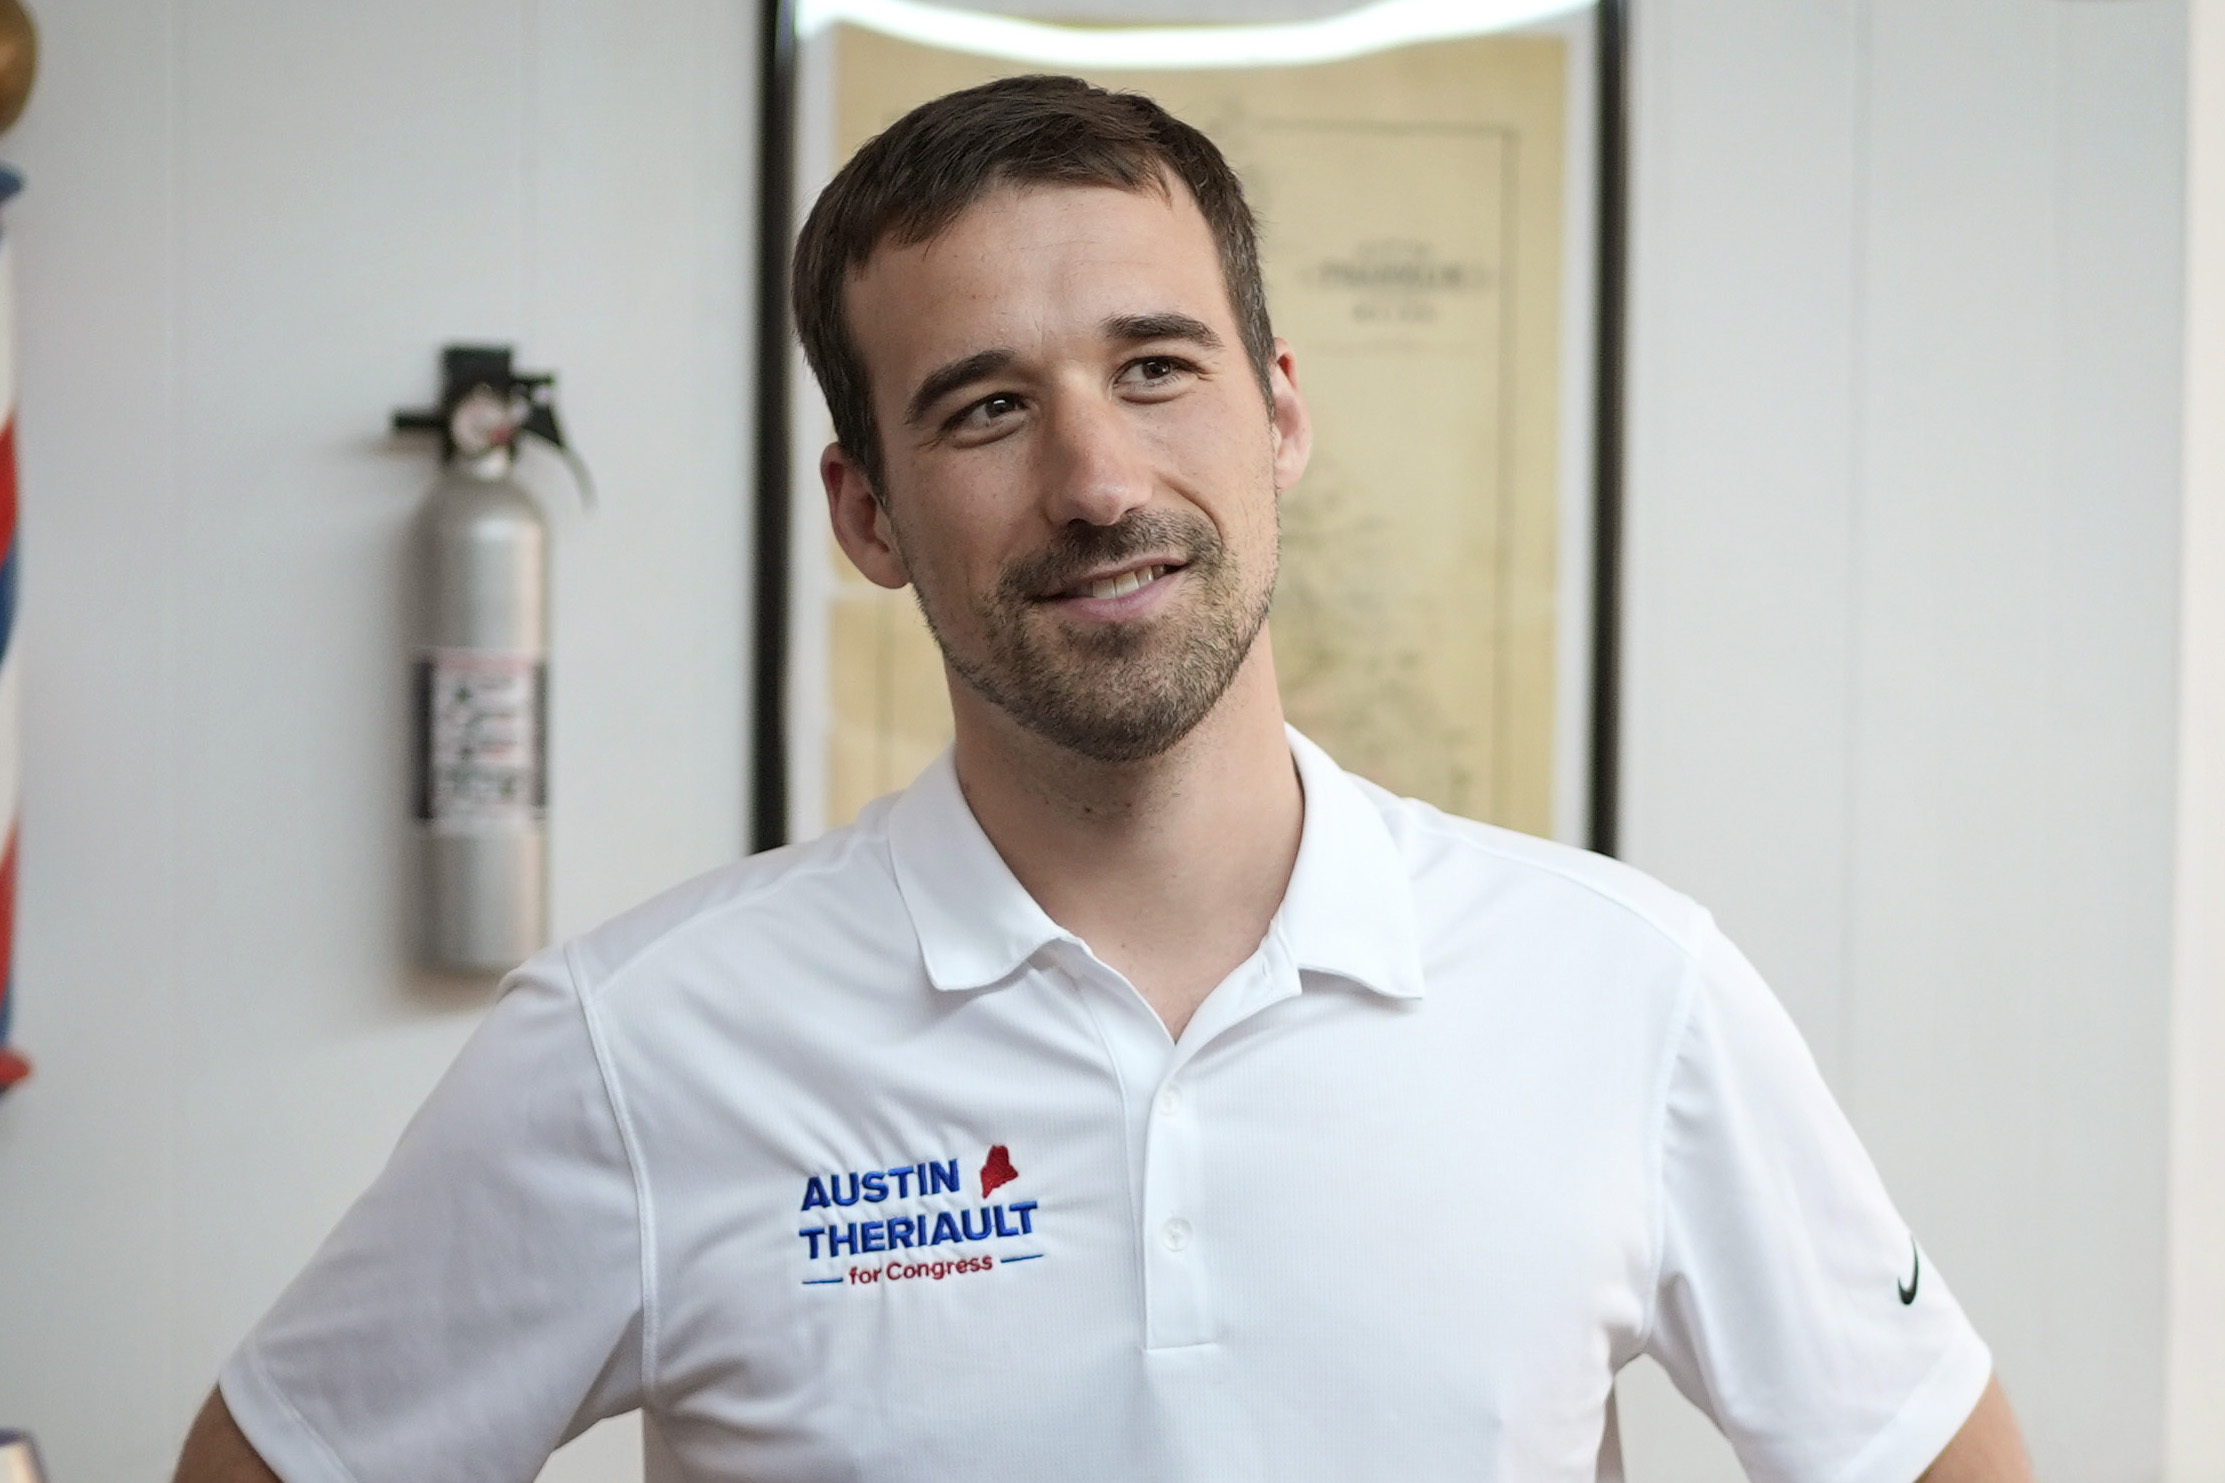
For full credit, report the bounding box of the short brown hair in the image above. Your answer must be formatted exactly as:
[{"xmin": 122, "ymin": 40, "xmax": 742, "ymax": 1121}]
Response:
[{"xmin": 791, "ymin": 73, "xmax": 1275, "ymax": 499}]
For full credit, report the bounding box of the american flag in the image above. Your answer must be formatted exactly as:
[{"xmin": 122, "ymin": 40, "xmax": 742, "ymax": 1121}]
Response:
[{"xmin": 0, "ymin": 165, "xmax": 24, "ymax": 1094}]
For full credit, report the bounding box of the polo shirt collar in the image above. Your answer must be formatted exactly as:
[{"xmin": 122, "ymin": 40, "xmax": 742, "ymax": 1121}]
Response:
[
  {"xmin": 886, "ymin": 749, "xmax": 1074, "ymax": 992},
  {"xmin": 1272, "ymin": 727, "xmax": 1427, "ymax": 1001},
  {"xmin": 884, "ymin": 728, "xmax": 1425, "ymax": 1001}
]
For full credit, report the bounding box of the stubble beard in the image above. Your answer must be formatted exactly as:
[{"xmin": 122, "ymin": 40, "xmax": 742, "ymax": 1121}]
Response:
[{"xmin": 911, "ymin": 508, "xmax": 1276, "ymax": 765}]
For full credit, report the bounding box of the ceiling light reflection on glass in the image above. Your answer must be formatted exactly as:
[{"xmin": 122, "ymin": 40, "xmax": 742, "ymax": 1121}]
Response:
[{"xmin": 795, "ymin": 0, "xmax": 1590, "ymax": 69}]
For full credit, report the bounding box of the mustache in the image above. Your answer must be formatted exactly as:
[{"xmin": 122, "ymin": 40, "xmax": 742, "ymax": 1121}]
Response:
[{"xmin": 998, "ymin": 511, "xmax": 1223, "ymax": 601}]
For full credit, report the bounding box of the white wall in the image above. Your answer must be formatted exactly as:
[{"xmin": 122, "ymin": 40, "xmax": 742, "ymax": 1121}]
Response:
[
  {"xmin": 1617, "ymin": 1, "xmax": 2189, "ymax": 1479},
  {"xmin": 0, "ymin": 1, "xmax": 751, "ymax": 1478},
  {"xmin": 2168, "ymin": 1, "xmax": 2225, "ymax": 1475}
]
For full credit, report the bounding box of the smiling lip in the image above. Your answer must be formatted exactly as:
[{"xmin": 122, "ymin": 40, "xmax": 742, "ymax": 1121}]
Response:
[{"xmin": 1048, "ymin": 561, "xmax": 1183, "ymax": 602}]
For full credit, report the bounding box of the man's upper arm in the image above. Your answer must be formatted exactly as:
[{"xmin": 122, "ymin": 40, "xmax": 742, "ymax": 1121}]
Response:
[
  {"xmin": 1915, "ymin": 1378, "xmax": 2033, "ymax": 1483},
  {"xmin": 176, "ymin": 1389, "xmax": 281, "ymax": 1483},
  {"xmin": 213, "ymin": 953, "xmax": 647, "ymax": 1483},
  {"xmin": 1640, "ymin": 923, "xmax": 1995, "ymax": 1483}
]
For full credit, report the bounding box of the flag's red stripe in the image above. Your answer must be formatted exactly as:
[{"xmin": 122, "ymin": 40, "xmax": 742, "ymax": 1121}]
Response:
[
  {"xmin": 0, "ymin": 826, "xmax": 18, "ymax": 989},
  {"xmin": 0, "ymin": 416, "xmax": 17, "ymax": 558}
]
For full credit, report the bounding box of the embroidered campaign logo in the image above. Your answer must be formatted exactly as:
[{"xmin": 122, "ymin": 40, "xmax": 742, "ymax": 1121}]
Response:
[{"xmin": 797, "ymin": 1146, "xmax": 1043, "ymax": 1288}]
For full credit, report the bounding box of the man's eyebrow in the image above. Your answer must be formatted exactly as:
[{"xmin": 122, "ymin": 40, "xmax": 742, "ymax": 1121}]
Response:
[
  {"xmin": 905, "ymin": 348, "xmax": 1015, "ymax": 426},
  {"xmin": 1104, "ymin": 312, "xmax": 1225, "ymax": 350}
]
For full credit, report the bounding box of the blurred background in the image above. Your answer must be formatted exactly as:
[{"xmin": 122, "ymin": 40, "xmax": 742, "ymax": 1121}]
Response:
[{"xmin": 0, "ymin": 1, "xmax": 2218, "ymax": 1480}]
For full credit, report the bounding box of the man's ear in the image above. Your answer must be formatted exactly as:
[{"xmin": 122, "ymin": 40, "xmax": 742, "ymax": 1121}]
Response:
[
  {"xmin": 1266, "ymin": 337, "xmax": 1313, "ymax": 494},
  {"xmin": 822, "ymin": 443, "xmax": 911, "ymax": 590}
]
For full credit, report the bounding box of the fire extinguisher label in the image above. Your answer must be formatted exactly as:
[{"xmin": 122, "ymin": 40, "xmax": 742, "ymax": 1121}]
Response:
[{"xmin": 414, "ymin": 648, "xmax": 548, "ymax": 831}]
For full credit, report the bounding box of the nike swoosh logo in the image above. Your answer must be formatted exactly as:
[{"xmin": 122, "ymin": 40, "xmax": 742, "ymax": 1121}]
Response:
[{"xmin": 1898, "ymin": 1240, "xmax": 1921, "ymax": 1305}]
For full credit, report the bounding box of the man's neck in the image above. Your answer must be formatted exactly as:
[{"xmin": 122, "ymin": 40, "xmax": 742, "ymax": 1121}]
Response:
[{"xmin": 949, "ymin": 640, "xmax": 1304, "ymax": 1039}]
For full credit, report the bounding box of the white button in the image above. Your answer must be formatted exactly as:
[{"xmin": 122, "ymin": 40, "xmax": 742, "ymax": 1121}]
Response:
[
  {"xmin": 1157, "ymin": 1084, "xmax": 1184, "ymax": 1116},
  {"xmin": 1160, "ymin": 1217, "xmax": 1192, "ymax": 1251}
]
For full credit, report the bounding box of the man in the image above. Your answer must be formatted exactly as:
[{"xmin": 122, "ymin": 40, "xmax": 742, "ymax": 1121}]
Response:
[{"xmin": 180, "ymin": 76, "xmax": 2031, "ymax": 1482}]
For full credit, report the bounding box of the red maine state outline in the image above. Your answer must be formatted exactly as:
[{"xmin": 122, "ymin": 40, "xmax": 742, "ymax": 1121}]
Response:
[{"xmin": 980, "ymin": 1145, "xmax": 1018, "ymax": 1199}]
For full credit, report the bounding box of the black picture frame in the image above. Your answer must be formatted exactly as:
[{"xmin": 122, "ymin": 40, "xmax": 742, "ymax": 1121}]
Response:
[{"xmin": 750, "ymin": 0, "xmax": 1630, "ymax": 855}]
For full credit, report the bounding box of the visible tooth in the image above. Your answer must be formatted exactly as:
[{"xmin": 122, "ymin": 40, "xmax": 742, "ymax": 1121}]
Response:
[{"xmin": 1080, "ymin": 566, "xmax": 1166, "ymax": 600}]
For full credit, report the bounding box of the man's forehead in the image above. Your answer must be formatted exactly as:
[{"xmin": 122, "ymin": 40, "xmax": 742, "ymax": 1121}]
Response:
[
  {"xmin": 857, "ymin": 172, "xmax": 1186, "ymax": 277},
  {"xmin": 842, "ymin": 179, "xmax": 1227, "ymax": 358}
]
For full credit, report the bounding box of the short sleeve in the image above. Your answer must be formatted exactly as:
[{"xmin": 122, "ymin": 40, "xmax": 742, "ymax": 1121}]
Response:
[
  {"xmin": 1642, "ymin": 922, "xmax": 1992, "ymax": 1483},
  {"xmin": 220, "ymin": 948, "xmax": 646, "ymax": 1483}
]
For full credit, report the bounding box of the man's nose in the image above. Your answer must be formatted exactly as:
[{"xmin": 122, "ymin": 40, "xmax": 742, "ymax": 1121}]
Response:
[{"xmin": 1037, "ymin": 386, "xmax": 1152, "ymax": 527}]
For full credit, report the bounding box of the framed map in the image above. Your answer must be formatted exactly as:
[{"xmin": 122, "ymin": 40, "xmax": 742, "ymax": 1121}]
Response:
[{"xmin": 753, "ymin": 0, "xmax": 1626, "ymax": 851}]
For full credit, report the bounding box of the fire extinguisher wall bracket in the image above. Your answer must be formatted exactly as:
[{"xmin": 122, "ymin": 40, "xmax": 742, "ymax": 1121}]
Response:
[{"xmin": 392, "ymin": 345, "xmax": 587, "ymax": 975}]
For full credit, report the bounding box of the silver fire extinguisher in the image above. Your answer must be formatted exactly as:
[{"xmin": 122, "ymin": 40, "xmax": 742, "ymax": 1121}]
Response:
[{"xmin": 394, "ymin": 346, "xmax": 591, "ymax": 973}]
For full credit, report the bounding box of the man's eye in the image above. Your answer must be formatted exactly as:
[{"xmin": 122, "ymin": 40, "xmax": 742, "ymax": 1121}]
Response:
[
  {"xmin": 957, "ymin": 393, "xmax": 1023, "ymax": 429},
  {"xmin": 1120, "ymin": 356, "xmax": 1196, "ymax": 393}
]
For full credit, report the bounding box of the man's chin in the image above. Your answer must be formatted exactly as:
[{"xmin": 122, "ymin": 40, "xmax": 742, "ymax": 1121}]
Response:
[
  {"xmin": 936, "ymin": 584, "xmax": 1268, "ymax": 762},
  {"xmin": 977, "ymin": 651, "xmax": 1243, "ymax": 763},
  {"xmin": 1025, "ymin": 607, "xmax": 1169, "ymax": 660},
  {"xmin": 1007, "ymin": 701, "xmax": 1212, "ymax": 765}
]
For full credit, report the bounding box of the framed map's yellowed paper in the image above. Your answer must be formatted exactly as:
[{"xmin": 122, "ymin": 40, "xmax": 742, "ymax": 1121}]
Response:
[{"xmin": 771, "ymin": 3, "xmax": 1608, "ymax": 848}]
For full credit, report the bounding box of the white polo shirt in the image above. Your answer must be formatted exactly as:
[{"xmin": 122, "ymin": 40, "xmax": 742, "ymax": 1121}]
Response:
[{"xmin": 223, "ymin": 730, "xmax": 1991, "ymax": 1483}]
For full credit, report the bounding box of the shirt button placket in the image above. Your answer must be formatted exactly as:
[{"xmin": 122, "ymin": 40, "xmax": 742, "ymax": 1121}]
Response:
[{"xmin": 1141, "ymin": 1073, "xmax": 1214, "ymax": 1349}]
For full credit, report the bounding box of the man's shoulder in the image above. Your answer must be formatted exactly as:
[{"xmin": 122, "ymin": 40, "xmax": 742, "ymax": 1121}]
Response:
[
  {"xmin": 559, "ymin": 800, "xmax": 904, "ymax": 1000},
  {"xmin": 1345, "ymin": 769, "xmax": 1716, "ymax": 964}
]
